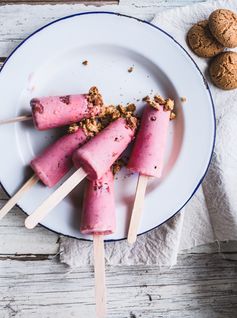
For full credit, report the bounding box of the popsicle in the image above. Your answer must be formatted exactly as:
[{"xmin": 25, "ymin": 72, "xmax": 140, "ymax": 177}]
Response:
[
  {"xmin": 127, "ymin": 95, "xmax": 175, "ymax": 244},
  {"xmin": 25, "ymin": 116, "xmax": 137, "ymax": 229},
  {"xmin": 31, "ymin": 127, "xmax": 89, "ymax": 187},
  {"xmin": 0, "ymin": 128, "xmax": 88, "ymax": 220},
  {"xmin": 81, "ymin": 170, "xmax": 115, "ymax": 235},
  {"xmin": 81, "ymin": 170, "xmax": 115, "ymax": 318},
  {"xmin": 73, "ymin": 117, "xmax": 137, "ymax": 180},
  {"xmin": 0, "ymin": 87, "xmax": 103, "ymax": 130}
]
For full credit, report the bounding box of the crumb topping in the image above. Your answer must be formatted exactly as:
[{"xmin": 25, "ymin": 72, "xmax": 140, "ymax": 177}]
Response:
[
  {"xmin": 79, "ymin": 118, "xmax": 102, "ymax": 137},
  {"xmin": 170, "ymin": 112, "xmax": 176, "ymax": 120},
  {"xmin": 68, "ymin": 101, "xmax": 138, "ymax": 136},
  {"xmin": 154, "ymin": 95, "xmax": 166, "ymax": 105},
  {"xmin": 68, "ymin": 123, "xmax": 79, "ymax": 134},
  {"xmin": 126, "ymin": 115, "xmax": 138, "ymax": 130},
  {"xmin": 87, "ymin": 86, "xmax": 104, "ymax": 107},
  {"xmin": 112, "ymin": 158, "xmax": 127, "ymax": 175},
  {"xmin": 143, "ymin": 94, "xmax": 175, "ymax": 115},
  {"xmin": 68, "ymin": 87, "xmax": 139, "ymax": 137},
  {"xmin": 126, "ymin": 103, "xmax": 136, "ymax": 112},
  {"xmin": 98, "ymin": 103, "xmax": 138, "ymax": 128}
]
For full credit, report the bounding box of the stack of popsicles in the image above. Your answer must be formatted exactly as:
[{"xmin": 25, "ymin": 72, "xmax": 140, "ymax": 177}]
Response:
[
  {"xmin": 0, "ymin": 87, "xmax": 104, "ymax": 219},
  {"xmin": 0, "ymin": 86, "xmax": 175, "ymax": 318}
]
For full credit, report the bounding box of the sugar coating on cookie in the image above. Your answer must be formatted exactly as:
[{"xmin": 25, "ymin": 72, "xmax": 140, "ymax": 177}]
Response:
[
  {"xmin": 209, "ymin": 9, "xmax": 237, "ymax": 48},
  {"xmin": 187, "ymin": 20, "xmax": 224, "ymax": 57},
  {"xmin": 209, "ymin": 52, "xmax": 237, "ymax": 90}
]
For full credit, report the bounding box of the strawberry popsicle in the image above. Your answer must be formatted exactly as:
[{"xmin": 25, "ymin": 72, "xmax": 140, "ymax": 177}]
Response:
[
  {"xmin": 73, "ymin": 117, "xmax": 137, "ymax": 180},
  {"xmin": 31, "ymin": 127, "xmax": 89, "ymax": 187},
  {"xmin": 128, "ymin": 101, "xmax": 172, "ymax": 177},
  {"xmin": 80, "ymin": 170, "xmax": 116, "ymax": 317},
  {"xmin": 127, "ymin": 95, "xmax": 175, "ymax": 244},
  {"xmin": 31, "ymin": 87, "xmax": 103, "ymax": 130},
  {"xmin": 0, "ymin": 128, "xmax": 89, "ymax": 220},
  {"xmin": 80, "ymin": 170, "xmax": 115, "ymax": 235}
]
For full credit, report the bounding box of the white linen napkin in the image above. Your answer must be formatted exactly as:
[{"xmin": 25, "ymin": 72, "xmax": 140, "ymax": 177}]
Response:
[{"xmin": 60, "ymin": 0, "xmax": 237, "ymax": 267}]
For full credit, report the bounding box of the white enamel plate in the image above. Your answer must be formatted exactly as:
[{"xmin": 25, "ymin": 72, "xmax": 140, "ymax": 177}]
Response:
[{"xmin": 0, "ymin": 12, "xmax": 215, "ymax": 241}]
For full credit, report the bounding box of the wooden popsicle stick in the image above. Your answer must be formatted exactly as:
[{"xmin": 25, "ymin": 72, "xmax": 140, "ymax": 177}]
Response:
[
  {"xmin": 93, "ymin": 234, "xmax": 107, "ymax": 318},
  {"xmin": 0, "ymin": 174, "xmax": 39, "ymax": 220},
  {"xmin": 0, "ymin": 115, "xmax": 32, "ymax": 125},
  {"xmin": 127, "ymin": 174, "xmax": 149, "ymax": 245},
  {"xmin": 25, "ymin": 168, "xmax": 87, "ymax": 229}
]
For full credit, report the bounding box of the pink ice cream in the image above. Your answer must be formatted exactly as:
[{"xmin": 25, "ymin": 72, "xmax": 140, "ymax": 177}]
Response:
[
  {"xmin": 127, "ymin": 105, "xmax": 170, "ymax": 178},
  {"xmin": 31, "ymin": 94, "xmax": 100, "ymax": 130},
  {"xmin": 80, "ymin": 170, "xmax": 115, "ymax": 235},
  {"xmin": 73, "ymin": 118, "xmax": 135, "ymax": 180},
  {"xmin": 31, "ymin": 128, "xmax": 88, "ymax": 187}
]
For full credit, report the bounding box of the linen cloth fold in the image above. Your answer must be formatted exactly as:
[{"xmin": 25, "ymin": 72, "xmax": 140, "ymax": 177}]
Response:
[{"xmin": 60, "ymin": 0, "xmax": 237, "ymax": 267}]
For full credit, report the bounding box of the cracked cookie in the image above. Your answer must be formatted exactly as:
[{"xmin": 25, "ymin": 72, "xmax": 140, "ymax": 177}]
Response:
[
  {"xmin": 209, "ymin": 9, "xmax": 237, "ymax": 48},
  {"xmin": 209, "ymin": 51, "xmax": 237, "ymax": 90},
  {"xmin": 187, "ymin": 20, "xmax": 224, "ymax": 57}
]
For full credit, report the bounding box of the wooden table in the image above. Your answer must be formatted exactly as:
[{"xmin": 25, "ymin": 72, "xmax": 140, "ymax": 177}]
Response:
[{"xmin": 0, "ymin": 1, "xmax": 237, "ymax": 317}]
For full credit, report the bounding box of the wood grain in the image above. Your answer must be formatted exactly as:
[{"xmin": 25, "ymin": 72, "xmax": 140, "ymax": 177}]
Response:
[
  {"xmin": 0, "ymin": 1, "xmax": 210, "ymax": 58},
  {"xmin": 0, "ymin": 205, "xmax": 58, "ymax": 254},
  {"xmin": 0, "ymin": 253, "xmax": 236, "ymax": 318},
  {"xmin": 0, "ymin": 0, "xmax": 117, "ymax": 4}
]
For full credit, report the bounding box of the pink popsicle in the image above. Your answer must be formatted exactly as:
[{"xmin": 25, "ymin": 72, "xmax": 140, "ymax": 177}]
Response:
[
  {"xmin": 31, "ymin": 128, "xmax": 88, "ymax": 187},
  {"xmin": 127, "ymin": 104, "xmax": 170, "ymax": 177},
  {"xmin": 31, "ymin": 89, "xmax": 102, "ymax": 130},
  {"xmin": 127, "ymin": 100, "xmax": 173, "ymax": 244},
  {"xmin": 80, "ymin": 170, "xmax": 115, "ymax": 317},
  {"xmin": 0, "ymin": 128, "xmax": 89, "ymax": 221},
  {"xmin": 73, "ymin": 118, "xmax": 136, "ymax": 180},
  {"xmin": 80, "ymin": 170, "xmax": 115, "ymax": 235}
]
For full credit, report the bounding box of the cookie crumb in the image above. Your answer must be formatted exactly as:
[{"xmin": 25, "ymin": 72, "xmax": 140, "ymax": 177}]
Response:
[
  {"xmin": 164, "ymin": 98, "xmax": 174, "ymax": 111},
  {"xmin": 126, "ymin": 103, "xmax": 136, "ymax": 112},
  {"xmin": 170, "ymin": 112, "xmax": 176, "ymax": 120},
  {"xmin": 128, "ymin": 66, "xmax": 134, "ymax": 73},
  {"xmin": 126, "ymin": 116, "xmax": 138, "ymax": 130},
  {"xmin": 112, "ymin": 158, "xmax": 127, "ymax": 175},
  {"xmin": 82, "ymin": 60, "xmax": 88, "ymax": 65},
  {"xmin": 181, "ymin": 96, "xmax": 187, "ymax": 102},
  {"xmin": 145, "ymin": 94, "xmax": 176, "ymax": 118},
  {"xmin": 154, "ymin": 95, "xmax": 166, "ymax": 105},
  {"xmin": 68, "ymin": 123, "xmax": 79, "ymax": 134},
  {"xmin": 87, "ymin": 86, "xmax": 104, "ymax": 107},
  {"xmin": 142, "ymin": 95, "xmax": 150, "ymax": 102}
]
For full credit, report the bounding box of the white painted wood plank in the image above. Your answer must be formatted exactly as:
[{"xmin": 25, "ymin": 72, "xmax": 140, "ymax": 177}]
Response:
[
  {"xmin": 0, "ymin": 253, "xmax": 236, "ymax": 318},
  {"xmin": 0, "ymin": 1, "xmax": 209, "ymax": 57},
  {"xmin": 0, "ymin": 0, "xmax": 117, "ymax": 3},
  {"xmin": 0, "ymin": 199, "xmax": 59, "ymax": 255},
  {"xmin": 120, "ymin": 0, "xmax": 206, "ymax": 7}
]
